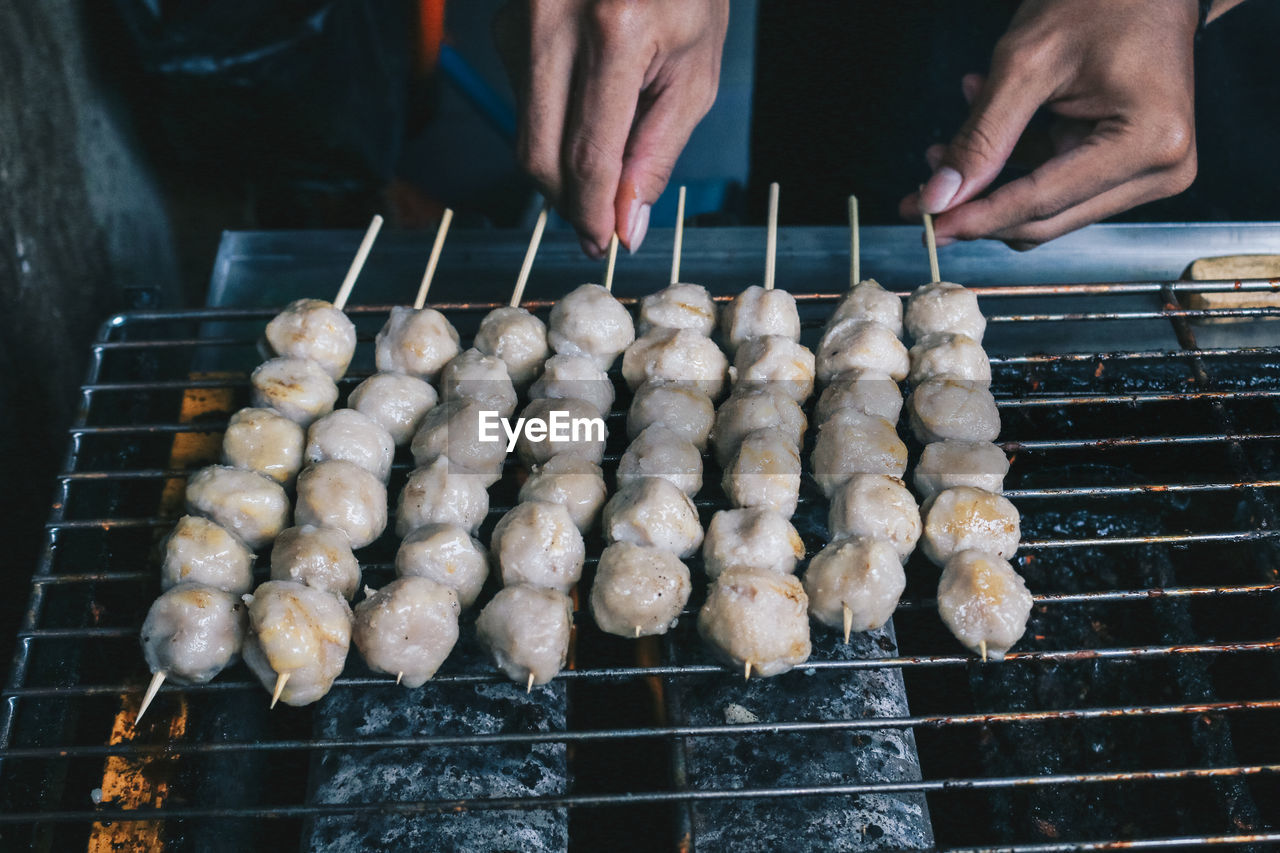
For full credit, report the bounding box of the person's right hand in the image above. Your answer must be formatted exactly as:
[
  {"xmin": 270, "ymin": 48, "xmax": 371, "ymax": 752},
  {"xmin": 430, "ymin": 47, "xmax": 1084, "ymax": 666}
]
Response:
[{"xmin": 495, "ymin": 0, "xmax": 729, "ymax": 258}]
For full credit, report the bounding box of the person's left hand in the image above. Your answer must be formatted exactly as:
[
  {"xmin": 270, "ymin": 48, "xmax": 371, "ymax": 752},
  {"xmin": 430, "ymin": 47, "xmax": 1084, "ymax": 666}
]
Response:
[{"xmin": 900, "ymin": 0, "xmax": 1200, "ymax": 250}]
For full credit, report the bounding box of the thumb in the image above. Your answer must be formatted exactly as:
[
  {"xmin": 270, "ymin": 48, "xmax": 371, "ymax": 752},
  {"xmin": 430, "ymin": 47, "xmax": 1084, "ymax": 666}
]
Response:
[
  {"xmin": 921, "ymin": 63, "xmax": 1050, "ymax": 215},
  {"xmin": 615, "ymin": 85, "xmax": 711, "ymax": 252}
]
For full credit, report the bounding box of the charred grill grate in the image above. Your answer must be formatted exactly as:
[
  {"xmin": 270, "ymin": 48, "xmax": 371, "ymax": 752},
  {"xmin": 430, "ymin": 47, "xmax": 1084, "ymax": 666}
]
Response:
[{"xmin": 2, "ymin": 277, "xmax": 1280, "ymax": 851}]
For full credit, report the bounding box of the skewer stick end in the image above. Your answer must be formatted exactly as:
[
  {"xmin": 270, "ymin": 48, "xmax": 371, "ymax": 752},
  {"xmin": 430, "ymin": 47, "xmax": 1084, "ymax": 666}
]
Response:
[
  {"xmin": 979, "ymin": 640, "xmax": 988, "ymax": 663},
  {"xmin": 635, "ymin": 626, "xmax": 641, "ymax": 639},
  {"xmin": 526, "ymin": 673, "xmax": 536, "ymax": 694},
  {"xmin": 396, "ymin": 671, "xmax": 404, "ymax": 686},
  {"xmin": 843, "ymin": 605, "xmax": 854, "ymax": 644},
  {"xmin": 603, "ymin": 232, "xmax": 620, "ymax": 292},
  {"xmin": 922, "ymin": 208, "xmax": 941, "ymax": 284},
  {"xmin": 743, "ymin": 661, "xmax": 753, "ymax": 681},
  {"xmin": 270, "ymin": 672, "xmax": 290, "ymax": 709},
  {"xmin": 136, "ymin": 671, "xmax": 166, "ymax": 725},
  {"xmin": 764, "ymin": 183, "xmax": 780, "ymax": 291}
]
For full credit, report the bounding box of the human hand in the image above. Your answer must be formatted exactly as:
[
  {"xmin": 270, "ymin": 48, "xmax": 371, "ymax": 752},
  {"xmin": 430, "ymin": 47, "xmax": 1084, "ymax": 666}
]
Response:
[
  {"xmin": 495, "ymin": 0, "xmax": 729, "ymax": 257},
  {"xmin": 900, "ymin": 0, "xmax": 1199, "ymax": 250}
]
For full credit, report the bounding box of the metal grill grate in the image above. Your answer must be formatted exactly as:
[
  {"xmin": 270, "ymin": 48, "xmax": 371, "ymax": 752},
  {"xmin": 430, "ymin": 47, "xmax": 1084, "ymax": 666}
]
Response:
[{"xmin": 3, "ymin": 278, "xmax": 1280, "ymax": 851}]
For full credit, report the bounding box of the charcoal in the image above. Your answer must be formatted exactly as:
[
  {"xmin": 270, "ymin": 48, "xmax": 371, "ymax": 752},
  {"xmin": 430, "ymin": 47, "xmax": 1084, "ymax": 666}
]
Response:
[
  {"xmin": 303, "ymin": 634, "xmax": 569, "ymax": 853},
  {"xmin": 672, "ymin": 622, "xmax": 933, "ymax": 852}
]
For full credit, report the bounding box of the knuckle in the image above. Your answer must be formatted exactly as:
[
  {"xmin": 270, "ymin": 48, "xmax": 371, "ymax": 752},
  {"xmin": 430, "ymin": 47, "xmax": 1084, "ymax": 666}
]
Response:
[
  {"xmin": 568, "ymin": 134, "xmax": 615, "ymax": 183},
  {"xmin": 954, "ymin": 114, "xmax": 1004, "ymax": 165},
  {"xmin": 1147, "ymin": 120, "xmax": 1196, "ymax": 170},
  {"xmin": 588, "ymin": 0, "xmax": 638, "ymax": 42}
]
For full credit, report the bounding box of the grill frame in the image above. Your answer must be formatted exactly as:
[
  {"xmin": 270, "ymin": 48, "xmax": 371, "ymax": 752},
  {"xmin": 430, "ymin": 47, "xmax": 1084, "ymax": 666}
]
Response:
[{"xmin": 3, "ymin": 276, "xmax": 1280, "ymax": 850}]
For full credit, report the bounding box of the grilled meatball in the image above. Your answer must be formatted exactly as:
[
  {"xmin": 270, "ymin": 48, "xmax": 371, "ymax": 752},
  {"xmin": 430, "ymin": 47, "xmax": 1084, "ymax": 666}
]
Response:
[
  {"xmin": 222, "ymin": 407, "xmax": 305, "ymax": 486},
  {"xmin": 702, "ymin": 508, "xmax": 805, "ymax": 580},
  {"xmin": 265, "ymin": 298, "xmax": 357, "ymax": 379},
  {"xmin": 603, "ymin": 477, "xmax": 704, "ymax": 558},
  {"xmin": 411, "ymin": 398, "xmax": 509, "ymax": 485},
  {"xmin": 515, "ymin": 397, "xmax": 607, "ymax": 467},
  {"xmin": 396, "ymin": 455, "xmax": 490, "ymax": 537},
  {"xmin": 816, "ymin": 320, "xmax": 910, "ymax": 384},
  {"xmin": 908, "ymin": 333, "xmax": 992, "ymax": 385},
  {"xmin": 730, "ymin": 335, "xmax": 815, "ymax": 403},
  {"xmin": 141, "ymin": 583, "xmax": 246, "ymax": 683},
  {"xmin": 476, "ymin": 584, "xmax": 573, "ymax": 687},
  {"xmin": 802, "ymin": 536, "xmax": 905, "ymax": 635},
  {"xmin": 529, "ymin": 353, "xmax": 616, "ymax": 417},
  {"xmin": 937, "ymin": 550, "xmax": 1032, "ymax": 659},
  {"xmin": 827, "ymin": 474, "xmax": 921, "ymax": 562},
  {"xmin": 518, "ymin": 455, "xmax": 608, "ymax": 533},
  {"xmin": 622, "ymin": 327, "xmax": 728, "ymax": 399},
  {"xmin": 186, "ymin": 465, "xmax": 290, "ymax": 550},
  {"xmin": 269, "ymin": 524, "xmax": 361, "ymax": 601},
  {"xmin": 721, "ymin": 430, "xmax": 803, "ymax": 518},
  {"xmin": 638, "ymin": 282, "xmax": 717, "ymax": 336},
  {"xmin": 921, "ymin": 486, "xmax": 1021, "ymax": 566},
  {"xmin": 242, "ymin": 580, "xmax": 352, "ymax": 707},
  {"xmin": 719, "ymin": 285, "xmax": 800, "ymax": 356},
  {"xmin": 395, "ymin": 522, "xmax": 490, "ymax": 609},
  {"xmin": 905, "ymin": 281, "xmax": 986, "ymax": 342},
  {"xmin": 161, "ymin": 515, "xmax": 255, "ymax": 594},
  {"xmin": 698, "ymin": 568, "xmax": 811, "ymax": 678},
  {"xmin": 492, "ymin": 500, "xmax": 586, "ymax": 593},
  {"xmin": 618, "ymin": 425, "xmax": 703, "ymax": 497},
  {"xmin": 374, "ymin": 305, "xmax": 461, "ymax": 382},
  {"xmin": 814, "ymin": 370, "xmax": 903, "ymax": 427},
  {"xmin": 474, "ymin": 305, "xmax": 550, "ymax": 389},
  {"xmin": 294, "ymin": 460, "xmax": 387, "ymax": 550},
  {"xmin": 438, "ymin": 348, "xmax": 518, "ymax": 419},
  {"xmin": 348, "ymin": 372, "xmax": 438, "ymax": 446},
  {"xmin": 353, "ymin": 577, "xmax": 460, "ymax": 687},
  {"xmin": 627, "ymin": 381, "xmax": 714, "ymax": 451},
  {"xmin": 811, "ymin": 414, "xmax": 908, "ymax": 498},
  {"xmin": 589, "ymin": 542, "xmax": 692, "ymax": 638},
  {"xmin": 547, "ymin": 283, "xmax": 635, "ymax": 368},
  {"xmin": 824, "ymin": 279, "xmax": 904, "ymax": 338},
  {"xmin": 305, "ymin": 409, "xmax": 395, "ymax": 483},
  {"xmin": 915, "ymin": 439, "xmax": 1010, "ymax": 500},
  {"xmin": 907, "ymin": 378, "xmax": 1001, "ymax": 444},
  {"xmin": 710, "ymin": 385, "xmax": 806, "ymax": 467},
  {"xmin": 250, "ymin": 357, "xmax": 338, "ymax": 428}
]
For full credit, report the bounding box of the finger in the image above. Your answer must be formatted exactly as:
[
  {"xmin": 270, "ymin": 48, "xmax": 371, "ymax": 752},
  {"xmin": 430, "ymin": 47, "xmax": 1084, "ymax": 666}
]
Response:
[
  {"xmin": 931, "ymin": 119, "xmax": 1176, "ymax": 242},
  {"xmin": 925, "ymin": 144, "xmax": 945, "ymax": 172},
  {"xmin": 989, "ymin": 170, "xmax": 1189, "ymax": 249},
  {"xmin": 614, "ymin": 77, "xmax": 716, "ymax": 253},
  {"xmin": 919, "ymin": 52, "xmax": 1058, "ymax": 214},
  {"xmin": 960, "ymin": 73, "xmax": 985, "ymax": 106},
  {"xmin": 560, "ymin": 26, "xmax": 648, "ymax": 253},
  {"xmin": 507, "ymin": 9, "xmax": 577, "ymax": 207}
]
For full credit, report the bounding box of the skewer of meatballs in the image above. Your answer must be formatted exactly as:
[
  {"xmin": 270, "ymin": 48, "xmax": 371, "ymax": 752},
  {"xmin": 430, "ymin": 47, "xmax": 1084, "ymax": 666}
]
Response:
[
  {"xmin": 476, "ymin": 211, "xmax": 626, "ymax": 692},
  {"xmin": 697, "ymin": 184, "xmax": 816, "ymax": 681},
  {"xmin": 590, "ymin": 187, "xmax": 710, "ymax": 644},
  {"xmin": 139, "ymin": 216, "xmax": 386, "ymax": 721},
  {"xmin": 905, "ymin": 214, "xmax": 1031, "ymax": 661},
  {"xmin": 804, "ymin": 196, "xmax": 919, "ymax": 645}
]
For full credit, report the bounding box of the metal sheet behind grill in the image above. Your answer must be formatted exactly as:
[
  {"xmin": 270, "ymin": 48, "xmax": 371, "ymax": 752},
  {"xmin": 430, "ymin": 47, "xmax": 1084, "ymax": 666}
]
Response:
[{"xmin": 3, "ymin": 225, "xmax": 1280, "ymax": 851}]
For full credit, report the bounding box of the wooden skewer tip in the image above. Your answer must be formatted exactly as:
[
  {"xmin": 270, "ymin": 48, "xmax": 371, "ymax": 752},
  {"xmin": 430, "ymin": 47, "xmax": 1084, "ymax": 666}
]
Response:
[
  {"xmin": 764, "ymin": 182, "xmax": 779, "ymax": 291},
  {"xmin": 413, "ymin": 207, "xmax": 454, "ymax": 310},
  {"xmin": 526, "ymin": 673, "xmax": 536, "ymax": 694},
  {"xmin": 510, "ymin": 201, "xmax": 551, "ymax": 308},
  {"xmin": 744, "ymin": 660, "xmax": 753, "ymax": 681},
  {"xmin": 979, "ymin": 640, "xmax": 989, "ymax": 662},
  {"xmin": 270, "ymin": 672, "xmax": 290, "ymax": 709},
  {"xmin": 670, "ymin": 185, "xmax": 687, "ymax": 286},
  {"xmin": 136, "ymin": 670, "xmax": 166, "ymax": 725},
  {"xmin": 603, "ymin": 232, "xmax": 620, "ymax": 292},
  {"xmin": 396, "ymin": 671, "xmax": 404, "ymax": 686},
  {"xmin": 332, "ymin": 214, "xmax": 384, "ymax": 311},
  {"xmin": 843, "ymin": 605, "xmax": 854, "ymax": 644}
]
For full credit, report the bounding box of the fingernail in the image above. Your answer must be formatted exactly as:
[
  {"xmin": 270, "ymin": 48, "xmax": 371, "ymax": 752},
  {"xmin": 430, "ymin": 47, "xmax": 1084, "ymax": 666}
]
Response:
[
  {"xmin": 921, "ymin": 166, "xmax": 963, "ymax": 214},
  {"xmin": 935, "ymin": 235, "xmax": 956, "ymax": 247},
  {"xmin": 626, "ymin": 202, "xmax": 650, "ymax": 254},
  {"xmin": 579, "ymin": 236, "xmax": 604, "ymax": 259}
]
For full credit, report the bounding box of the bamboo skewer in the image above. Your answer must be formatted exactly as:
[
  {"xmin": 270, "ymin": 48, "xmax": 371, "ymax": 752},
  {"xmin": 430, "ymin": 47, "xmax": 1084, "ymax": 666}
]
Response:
[
  {"xmin": 670, "ymin": 185, "xmax": 687, "ymax": 285},
  {"xmin": 510, "ymin": 201, "xmax": 551, "ymax": 308},
  {"xmin": 135, "ymin": 671, "xmax": 166, "ymax": 725},
  {"xmin": 270, "ymin": 672, "xmax": 290, "ymax": 709},
  {"xmin": 849, "ymin": 195, "xmax": 861, "ymax": 288},
  {"xmin": 526, "ymin": 673, "xmax": 536, "ymax": 694},
  {"xmin": 843, "ymin": 605, "xmax": 854, "ymax": 645},
  {"xmin": 412, "ymin": 208, "xmax": 454, "ymax": 310},
  {"xmin": 603, "ymin": 232, "xmax": 620, "ymax": 292},
  {"xmin": 744, "ymin": 660, "xmax": 753, "ymax": 681},
  {"xmin": 763, "ymin": 182, "xmax": 779, "ymax": 290},
  {"xmin": 923, "ymin": 211, "xmax": 941, "ymax": 284},
  {"xmin": 333, "ymin": 215, "xmax": 384, "ymax": 310}
]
